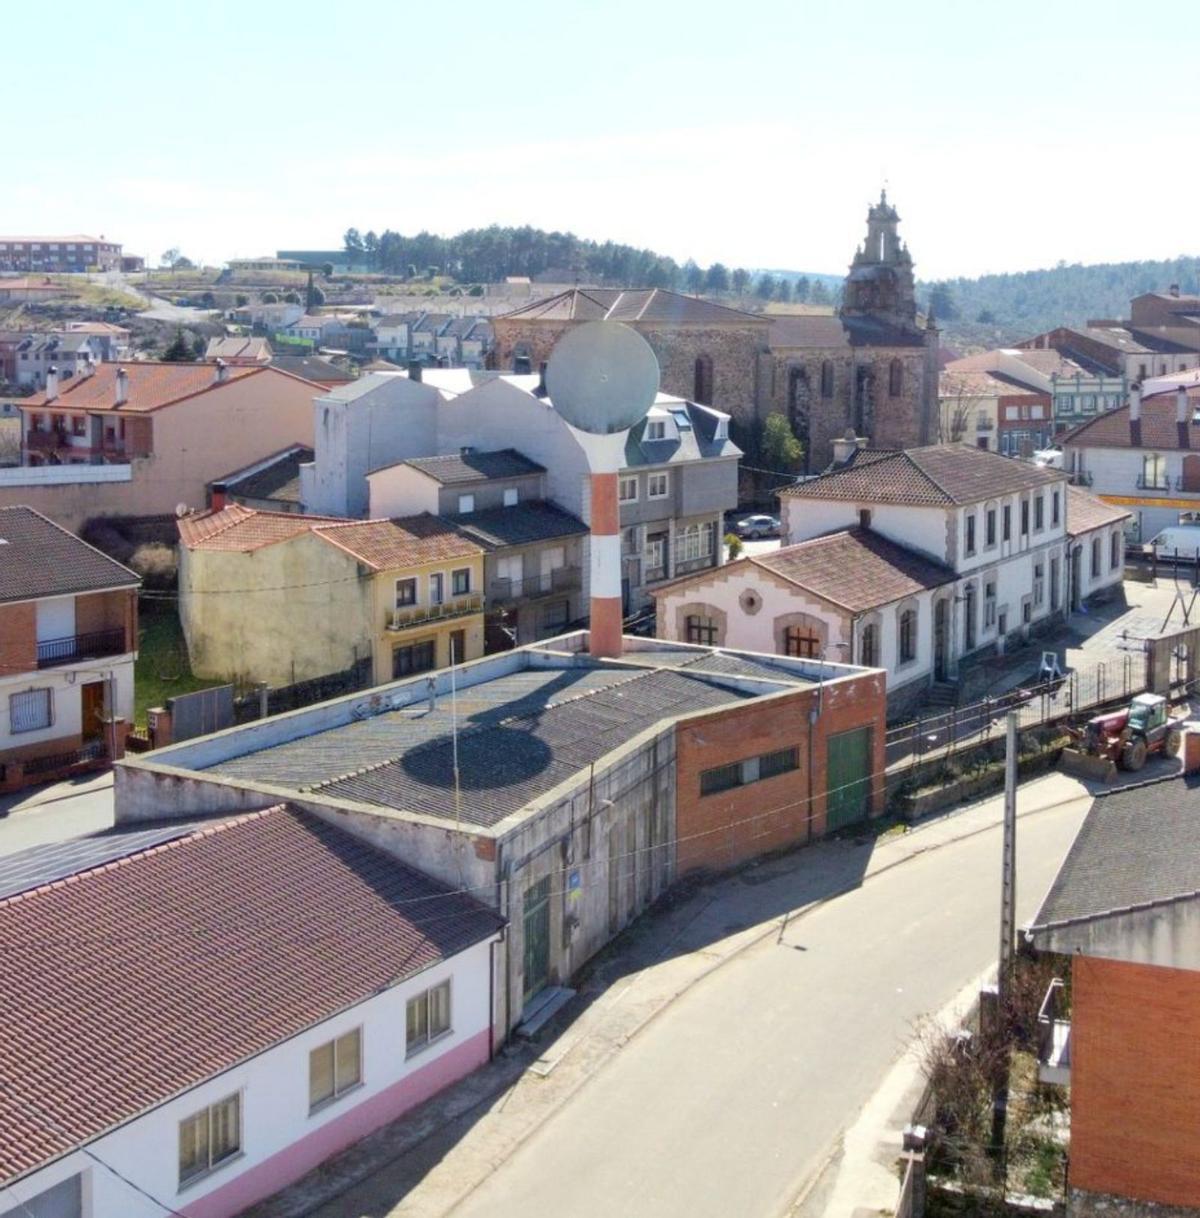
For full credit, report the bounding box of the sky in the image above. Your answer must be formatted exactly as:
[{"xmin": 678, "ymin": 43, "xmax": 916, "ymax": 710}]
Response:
[{"xmin": 13, "ymin": 0, "xmax": 1200, "ymax": 281}]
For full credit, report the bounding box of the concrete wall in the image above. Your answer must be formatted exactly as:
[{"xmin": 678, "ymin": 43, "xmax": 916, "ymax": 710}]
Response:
[
  {"xmin": 1069, "ymin": 955, "xmax": 1200, "ymax": 1210},
  {"xmin": 179, "ymin": 532, "xmax": 373, "ymax": 687},
  {"xmin": 1067, "ymin": 442, "xmax": 1200, "ymax": 542},
  {"xmin": 0, "ymin": 938, "xmax": 496, "ymax": 1218},
  {"xmin": 781, "ymin": 498, "xmax": 949, "ymax": 564},
  {"xmin": 366, "ymin": 464, "xmax": 440, "ymax": 518}
]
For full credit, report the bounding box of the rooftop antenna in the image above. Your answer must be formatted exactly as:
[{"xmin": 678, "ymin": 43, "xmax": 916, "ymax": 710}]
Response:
[{"xmin": 545, "ymin": 320, "xmax": 659, "ymax": 658}]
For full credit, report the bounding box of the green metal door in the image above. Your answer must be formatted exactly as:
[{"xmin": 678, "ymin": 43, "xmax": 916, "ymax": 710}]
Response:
[
  {"xmin": 522, "ymin": 875, "xmax": 551, "ymax": 1003},
  {"xmin": 826, "ymin": 726, "xmax": 871, "ymax": 831}
]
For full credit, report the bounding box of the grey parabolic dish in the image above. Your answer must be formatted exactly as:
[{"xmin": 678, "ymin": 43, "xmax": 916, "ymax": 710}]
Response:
[{"xmin": 544, "ymin": 321, "xmax": 660, "ymax": 435}]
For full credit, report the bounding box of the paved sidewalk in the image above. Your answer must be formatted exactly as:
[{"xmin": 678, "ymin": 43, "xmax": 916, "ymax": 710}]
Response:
[{"xmin": 247, "ymin": 771, "xmax": 1092, "ymax": 1218}]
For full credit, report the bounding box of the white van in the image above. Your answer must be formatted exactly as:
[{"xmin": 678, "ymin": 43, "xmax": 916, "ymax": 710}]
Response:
[{"xmin": 1149, "ymin": 524, "xmax": 1200, "ymax": 560}]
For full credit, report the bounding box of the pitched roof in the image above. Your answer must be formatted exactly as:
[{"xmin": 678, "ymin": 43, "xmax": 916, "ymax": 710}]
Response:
[
  {"xmin": 753, "ymin": 528, "xmax": 954, "ymax": 610},
  {"xmin": 177, "ymin": 504, "xmax": 338, "ymax": 552},
  {"xmin": 204, "ymin": 336, "xmax": 272, "ymax": 362},
  {"xmin": 781, "ymin": 444, "xmax": 1063, "ymax": 507},
  {"xmin": 0, "ymin": 805, "xmax": 502, "ymax": 1184},
  {"xmin": 1028, "ymin": 772, "xmax": 1200, "ymax": 933},
  {"xmin": 1066, "ymin": 485, "xmax": 1131, "ymax": 537},
  {"xmin": 499, "ymin": 288, "xmax": 767, "ymax": 327},
  {"xmin": 314, "ymin": 514, "xmax": 483, "ymax": 570},
  {"xmin": 939, "ymin": 369, "xmax": 1043, "ymax": 399},
  {"xmin": 768, "ymin": 314, "xmax": 848, "ymax": 349},
  {"xmin": 448, "ymin": 501, "xmax": 588, "ymax": 549},
  {"xmin": 402, "ymin": 449, "xmax": 545, "ymax": 485},
  {"xmin": 222, "ymin": 445, "xmax": 314, "ymax": 505},
  {"xmin": 269, "ymin": 354, "xmax": 354, "ymax": 383},
  {"xmin": 1061, "ymin": 392, "xmax": 1200, "ymax": 451},
  {"xmin": 18, "ymin": 362, "xmax": 267, "ymax": 413},
  {"xmin": 0, "ymin": 506, "xmax": 139, "ymax": 604}
]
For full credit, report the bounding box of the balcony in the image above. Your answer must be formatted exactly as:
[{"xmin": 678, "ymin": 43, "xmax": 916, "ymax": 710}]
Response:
[
  {"xmin": 386, "ymin": 592, "xmax": 483, "ymax": 632},
  {"xmin": 1175, "ymin": 475, "xmax": 1200, "ymax": 494},
  {"xmin": 1137, "ymin": 474, "xmax": 1171, "ymax": 491},
  {"xmin": 37, "ymin": 628, "xmax": 127, "ymax": 669},
  {"xmin": 1068, "ymin": 470, "xmax": 1093, "ymax": 486},
  {"xmin": 487, "ymin": 567, "xmax": 581, "ymax": 605},
  {"xmin": 975, "ymin": 418, "xmax": 996, "ymax": 431},
  {"xmin": 1036, "ymin": 978, "xmax": 1071, "ymax": 1086},
  {"xmin": 25, "ymin": 429, "xmax": 69, "ymax": 452}
]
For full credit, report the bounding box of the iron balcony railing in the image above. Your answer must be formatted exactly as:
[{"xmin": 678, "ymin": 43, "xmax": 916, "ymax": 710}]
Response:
[
  {"xmin": 386, "ymin": 592, "xmax": 483, "ymax": 631},
  {"xmin": 487, "ymin": 567, "xmax": 581, "ymax": 603},
  {"xmin": 1067, "ymin": 470, "xmax": 1093, "ymax": 486},
  {"xmin": 36, "ymin": 627, "xmax": 127, "ymax": 668},
  {"xmin": 1137, "ymin": 474, "xmax": 1171, "ymax": 491}
]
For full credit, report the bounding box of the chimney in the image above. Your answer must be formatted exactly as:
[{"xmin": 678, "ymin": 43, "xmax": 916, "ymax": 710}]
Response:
[
  {"xmin": 115, "ymin": 366, "xmax": 129, "ymax": 406},
  {"xmin": 213, "ymin": 357, "xmax": 229, "ymax": 384},
  {"xmin": 210, "ymin": 481, "xmax": 228, "ymax": 512},
  {"xmin": 832, "ymin": 428, "xmax": 861, "ymax": 466},
  {"xmin": 44, "ymin": 365, "xmax": 59, "ymax": 402},
  {"xmin": 1178, "ymin": 385, "xmax": 1189, "ymax": 425},
  {"xmin": 80, "ymin": 356, "xmax": 95, "ymax": 379},
  {"xmin": 407, "ymin": 360, "xmax": 422, "ymax": 383},
  {"xmin": 1170, "ymin": 283, "xmax": 1181, "ymax": 298}
]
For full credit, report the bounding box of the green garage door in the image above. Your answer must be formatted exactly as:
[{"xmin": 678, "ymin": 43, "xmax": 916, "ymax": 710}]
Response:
[{"xmin": 826, "ymin": 726, "xmax": 872, "ymax": 831}]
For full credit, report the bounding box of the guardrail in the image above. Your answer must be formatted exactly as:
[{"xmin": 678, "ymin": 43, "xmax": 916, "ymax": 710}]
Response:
[{"xmin": 36, "ymin": 628, "xmax": 127, "ymax": 668}]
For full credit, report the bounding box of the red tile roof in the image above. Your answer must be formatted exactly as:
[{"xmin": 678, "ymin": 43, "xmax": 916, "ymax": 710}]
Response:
[
  {"xmin": 18, "ymin": 362, "xmax": 310, "ymax": 414},
  {"xmin": 1061, "ymin": 391, "xmax": 1200, "ymax": 451},
  {"xmin": 781, "ymin": 444, "xmax": 1063, "ymax": 507},
  {"xmin": 499, "ymin": 288, "xmax": 767, "ymax": 326},
  {"xmin": 1066, "ymin": 486, "xmax": 1131, "ymax": 537},
  {"xmin": 317, "ymin": 514, "xmax": 483, "ymax": 571},
  {"xmin": 0, "ymin": 805, "xmax": 502, "ymax": 1184},
  {"xmin": 177, "ymin": 503, "xmax": 342, "ymax": 551}
]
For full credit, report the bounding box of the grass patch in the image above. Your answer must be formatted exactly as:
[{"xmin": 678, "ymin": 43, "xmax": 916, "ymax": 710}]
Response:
[{"xmin": 134, "ymin": 599, "xmax": 221, "ymax": 728}]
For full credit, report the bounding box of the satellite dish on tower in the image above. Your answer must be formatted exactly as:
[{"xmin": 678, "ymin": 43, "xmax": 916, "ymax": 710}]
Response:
[{"xmin": 545, "ymin": 321, "xmax": 659, "ymax": 436}]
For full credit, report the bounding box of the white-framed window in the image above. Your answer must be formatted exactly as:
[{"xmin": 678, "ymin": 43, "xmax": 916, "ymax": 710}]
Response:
[
  {"xmin": 9, "ymin": 688, "xmax": 52, "ymax": 734},
  {"xmin": 647, "ymin": 472, "xmax": 669, "ymax": 499},
  {"xmin": 451, "ymin": 568, "xmax": 471, "ymax": 596},
  {"xmin": 622, "ymin": 526, "xmax": 639, "ymax": 556},
  {"xmin": 1034, "ymin": 562, "xmax": 1045, "ymax": 605},
  {"xmin": 984, "ymin": 580, "xmax": 997, "ymax": 628},
  {"xmin": 395, "ymin": 577, "xmax": 418, "ymax": 608},
  {"xmin": 429, "ymin": 572, "xmax": 444, "ymax": 605},
  {"xmin": 309, "ymin": 1027, "xmax": 362, "ymax": 1112},
  {"xmin": 644, "ymin": 533, "xmax": 666, "ymax": 573},
  {"xmin": 677, "ymin": 521, "xmax": 715, "ymax": 564},
  {"xmin": 179, "ymin": 1093, "xmax": 241, "ymax": 1187},
  {"xmin": 502, "ymin": 486, "xmax": 518, "ymax": 507},
  {"xmin": 407, "ymin": 979, "xmax": 451, "ymax": 1055},
  {"xmin": 618, "ymin": 476, "xmax": 638, "ymax": 503},
  {"xmin": 646, "ymin": 419, "xmax": 667, "ymax": 441},
  {"xmin": 458, "ymin": 493, "xmax": 475, "ymax": 514}
]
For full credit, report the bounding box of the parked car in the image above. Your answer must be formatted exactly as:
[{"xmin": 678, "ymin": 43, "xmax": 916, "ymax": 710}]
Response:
[
  {"xmin": 1148, "ymin": 524, "xmax": 1200, "ymax": 562},
  {"xmin": 733, "ymin": 513, "xmax": 780, "ymax": 539}
]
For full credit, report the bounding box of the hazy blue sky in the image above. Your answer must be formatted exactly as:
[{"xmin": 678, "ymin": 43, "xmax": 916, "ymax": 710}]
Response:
[{"xmin": 15, "ymin": 0, "xmax": 1199, "ymax": 279}]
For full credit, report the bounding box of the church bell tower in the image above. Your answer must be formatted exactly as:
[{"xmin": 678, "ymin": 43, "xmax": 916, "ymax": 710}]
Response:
[{"xmin": 841, "ymin": 190, "xmax": 918, "ymax": 325}]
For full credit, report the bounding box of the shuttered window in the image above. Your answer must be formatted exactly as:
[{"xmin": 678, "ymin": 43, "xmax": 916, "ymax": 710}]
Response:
[{"xmin": 10, "ymin": 688, "xmax": 52, "ymax": 734}]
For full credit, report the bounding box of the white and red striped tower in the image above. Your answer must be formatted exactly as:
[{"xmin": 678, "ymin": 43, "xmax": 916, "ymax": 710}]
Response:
[{"xmin": 545, "ymin": 322, "xmax": 659, "ymax": 660}]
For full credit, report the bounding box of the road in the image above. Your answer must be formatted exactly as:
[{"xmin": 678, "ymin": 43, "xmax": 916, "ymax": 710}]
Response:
[
  {"xmin": 449, "ymin": 798, "xmax": 1086, "ymax": 1218},
  {"xmin": 0, "ymin": 776, "xmax": 114, "ymax": 855}
]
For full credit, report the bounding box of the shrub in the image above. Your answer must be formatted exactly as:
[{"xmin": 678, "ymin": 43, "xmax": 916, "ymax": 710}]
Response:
[{"xmin": 128, "ymin": 543, "xmax": 177, "ymax": 590}]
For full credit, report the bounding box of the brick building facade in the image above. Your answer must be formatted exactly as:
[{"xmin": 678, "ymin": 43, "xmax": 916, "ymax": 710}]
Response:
[{"xmin": 491, "ymin": 193, "xmax": 939, "ymax": 471}]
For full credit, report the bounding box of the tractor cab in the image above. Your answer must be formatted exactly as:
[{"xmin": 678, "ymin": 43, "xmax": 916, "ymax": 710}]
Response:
[{"xmin": 1127, "ymin": 693, "xmax": 1167, "ymax": 736}]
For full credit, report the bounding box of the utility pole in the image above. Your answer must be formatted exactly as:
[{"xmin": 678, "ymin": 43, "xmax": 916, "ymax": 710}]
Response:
[{"xmin": 998, "ymin": 710, "xmax": 1018, "ymax": 1003}]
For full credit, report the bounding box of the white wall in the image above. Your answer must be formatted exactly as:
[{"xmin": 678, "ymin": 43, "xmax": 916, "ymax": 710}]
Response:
[
  {"xmin": 366, "ymin": 465, "xmax": 440, "ymax": 519},
  {"xmin": 1068, "ymin": 442, "xmax": 1198, "ymax": 542},
  {"xmin": 0, "ymin": 939, "xmax": 496, "ymax": 1218},
  {"xmin": 782, "ymin": 497, "xmax": 949, "ymax": 564},
  {"xmin": 0, "ymin": 658, "xmax": 134, "ymax": 752},
  {"xmin": 1073, "ymin": 525, "xmax": 1125, "ymax": 600}
]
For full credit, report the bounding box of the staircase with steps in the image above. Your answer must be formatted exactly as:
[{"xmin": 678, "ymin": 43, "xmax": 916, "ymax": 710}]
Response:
[{"xmin": 923, "ymin": 681, "xmax": 960, "ymax": 710}]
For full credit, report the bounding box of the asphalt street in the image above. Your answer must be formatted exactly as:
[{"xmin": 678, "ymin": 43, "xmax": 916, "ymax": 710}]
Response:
[
  {"xmin": 0, "ymin": 776, "xmax": 114, "ymax": 855},
  {"xmin": 448, "ymin": 797, "xmax": 1087, "ymax": 1218}
]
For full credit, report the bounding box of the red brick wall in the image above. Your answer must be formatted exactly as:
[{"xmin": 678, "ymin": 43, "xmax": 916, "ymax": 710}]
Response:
[
  {"xmin": 1071, "ymin": 955, "xmax": 1200, "ymax": 1207},
  {"xmin": 75, "ymin": 588, "xmax": 137, "ymax": 650},
  {"xmin": 674, "ymin": 671, "xmax": 886, "ymax": 876},
  {"xmin": 0, "ymin": 602, "xmax": 36, "ymax": 674}
]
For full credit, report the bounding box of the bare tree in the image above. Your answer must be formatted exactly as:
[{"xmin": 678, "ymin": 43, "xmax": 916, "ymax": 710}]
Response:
[{"xmin": 939, "ymin": 374, "xmax": 990, "ymax": 444}]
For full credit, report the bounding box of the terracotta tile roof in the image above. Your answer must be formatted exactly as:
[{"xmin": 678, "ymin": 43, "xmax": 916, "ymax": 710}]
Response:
[
  {"xmin": 204, "ymin": 336, "xmax": 272, "ymax": 362},
  {"xmin": 177, "ymin": 503, "xmax": 341, "ymax": 552},
  {"xmin": 403, "ymin": 449, "xmax": 545, "ymax": 485},
  {"xmin": 315, "ymin": 514, "xmax": 483, "ymax": 571},
  {"xmin": 0, "ymin": 805, "xmax": 502, "ymax": 1184},
  {"xmin": 0, "ymin": 506, "xmax": 139, "ymax": 604},
  {"xmin": 0, "ymin": 234, "xmax": 110, "ymax": 244},
  {"xmin": 750, "ymin": 528, "xmax": 955, "ymax": 611},
  {"xmin": 780, "ymin": 444, "xmax": 1064, "ymax": 507},
  {"xmin": 499, "ymin": 288, "xmax": 767, "ymax": 327},
  {"xmin": 940, "ymin": 370, "xmax": 1042, "ymax": 399},
  {"xmin": 18, "ymin": 362, "xmax": 268, "ymax": 414},
  {"xmin": 1066, "ymin": 486, "xmax": 1132, "ymax": 537},
  {"xmin": 1061, "ymin": 392, "xmax": 1200, "ymax": 451}
]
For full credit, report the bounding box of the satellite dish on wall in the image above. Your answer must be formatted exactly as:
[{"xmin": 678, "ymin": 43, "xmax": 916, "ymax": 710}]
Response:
[
  {"xmin": 175, "ymin": 502, "xmax": 190, "ymax": 518},
  {"xmin": 545, "ymin": 321, "xmax": 659, "ymax": 436}
]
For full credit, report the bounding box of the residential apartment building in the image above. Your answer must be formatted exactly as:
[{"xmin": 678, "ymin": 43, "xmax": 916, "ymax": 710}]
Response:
[
  {"xmin": 60, "ymin": 321, "xmax": 131, "ymax": 362},
  {"xmin": 3, "ymin": 362, "xmax": 319, "ymax": 530},
  {"xmin": 938, "ymin": 367, "xmax": 1047, "ymax": 453},
  {"xmin": 117, "ymin": 633, "xmax": 887, "ymax": 1044},
  {"xmin": 1028, "ymin": 747, "xmax": 1200, "ymax": 1216},
  {"xmin": 1061, "ymin": 384, "xmax": 1200, "ymax": 542},
  {"xmin": 0, "ymin": 233, "xmax": 122, "ymax": 272},
  {"xmin": 0, "ymin": 806, "xmax": 501, "ymax": 1218},
  {"xmin": 0, "ymin": 507, "xmax": 139, "ymax": 791},
  {"xmin": 656, "ymin": 445, "xmax": 1126, "ymax": 711},
  {"xmin": 178, "ymin": 501, "xmax": 485, "ymax": 688},
  {"xmin": 10, "ymin": 333, "xmax": 103, "ymax": 389},
  {"xmin": 298, "ymin": 367, "xmax": 739, "ymax": 612},
  {"xmin": 370, "ymin": 313, "xmax": 495, "ymax": 369},
  {"xmin": 205, "ymin": 335, "xmax": 273, "ymax": 364},
  {"xmin": 366, "ymin": 449, "xmax": 588, "ymax": 646}
]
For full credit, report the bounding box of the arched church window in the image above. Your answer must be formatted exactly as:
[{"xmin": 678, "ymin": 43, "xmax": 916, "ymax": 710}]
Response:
[
  {"xmin": 889, "ymin": 358, "xmax": 903, "ymax": 397},
  {"xmin": 693, "ymin": 354, "xmax": 714, "ymax": 405},
  {"xmin": 820, "ymin": 361, "xmax": 834, "ymax": 398}
]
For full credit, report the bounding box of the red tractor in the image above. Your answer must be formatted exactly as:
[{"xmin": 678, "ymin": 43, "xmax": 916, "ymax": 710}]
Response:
[{"xmin": 1062, "ymin": 693, "xmax": 1184, "ymax": 782}]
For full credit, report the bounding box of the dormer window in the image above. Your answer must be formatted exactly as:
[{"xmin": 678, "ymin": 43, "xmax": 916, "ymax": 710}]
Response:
[
  {"xmin": 714, "ymin": 418, "xmax": 728, "ymax": 441},
  {"xmin": 646, "ymin": 420, "xmax": 666, "ymax": 441}
]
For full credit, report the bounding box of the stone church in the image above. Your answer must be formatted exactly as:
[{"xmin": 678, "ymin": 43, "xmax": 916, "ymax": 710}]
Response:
[{"xmin": 490, "ymin": 191, "xmax": 939, "ymax": 471}]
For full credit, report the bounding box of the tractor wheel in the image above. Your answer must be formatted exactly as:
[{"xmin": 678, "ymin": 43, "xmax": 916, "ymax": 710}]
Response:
[
  {"xmin": 1166, "ymin": 729, "xmax": 1183, "ymax": 758},
  {"xmin": 1120, "ymin": 738, "xmax": 1148, "ymax": 772}
]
